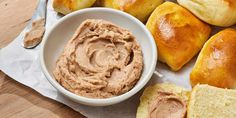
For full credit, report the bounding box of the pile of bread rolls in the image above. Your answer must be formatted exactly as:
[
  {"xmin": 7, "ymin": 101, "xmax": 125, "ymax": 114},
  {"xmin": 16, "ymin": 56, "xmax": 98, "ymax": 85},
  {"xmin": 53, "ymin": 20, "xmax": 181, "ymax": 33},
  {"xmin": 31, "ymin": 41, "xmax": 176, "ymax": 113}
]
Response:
[{"xmin": 145, "ymin": 1, "xmax": 236, "ymax": 89}]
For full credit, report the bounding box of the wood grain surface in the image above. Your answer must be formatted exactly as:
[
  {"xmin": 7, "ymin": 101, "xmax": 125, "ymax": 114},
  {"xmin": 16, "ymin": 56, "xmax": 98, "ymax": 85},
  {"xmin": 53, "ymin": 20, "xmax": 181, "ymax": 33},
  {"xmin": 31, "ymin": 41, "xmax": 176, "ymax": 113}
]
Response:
[{"xmin": 0, "ymin": 0, "xmax": 85, "ymax": 117}]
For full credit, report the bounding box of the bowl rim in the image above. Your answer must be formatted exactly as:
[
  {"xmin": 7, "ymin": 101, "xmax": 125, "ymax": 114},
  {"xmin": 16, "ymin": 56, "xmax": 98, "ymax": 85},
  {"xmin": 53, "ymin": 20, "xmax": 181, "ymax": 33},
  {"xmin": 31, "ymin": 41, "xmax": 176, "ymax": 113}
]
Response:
[{"xmin": 40, "ymin": 7, "xmax": 157, "ymax": 106}]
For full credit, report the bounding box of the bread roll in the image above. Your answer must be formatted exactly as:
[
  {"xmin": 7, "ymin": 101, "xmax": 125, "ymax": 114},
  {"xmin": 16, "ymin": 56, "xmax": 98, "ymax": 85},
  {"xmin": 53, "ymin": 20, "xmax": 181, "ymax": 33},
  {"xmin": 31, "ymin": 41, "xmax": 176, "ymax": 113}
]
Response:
[
  {"xmin": 136, "ymin": 83, "xmax": 189, "ymax": 118},
  {"xmin": 146, "ymin": 2, "xmax": 211, "ymax": 71},
  {"xmin": 188, "ymin": 84, "xmax": 236, "ymax": 118},
  {"xmin": 53, "ymin": 0, "xmax": 96, "ymax": 15},
  {"xmin": 97, "ymin": 0, "xmax": 164, "ymax": 22},
  {"xmin": 177, "ymin": 0, "xmax": 236, "ymax": 27},
  {"xmin": 190, "ymin": 29, "xmax": 236, "ymax": 89}
]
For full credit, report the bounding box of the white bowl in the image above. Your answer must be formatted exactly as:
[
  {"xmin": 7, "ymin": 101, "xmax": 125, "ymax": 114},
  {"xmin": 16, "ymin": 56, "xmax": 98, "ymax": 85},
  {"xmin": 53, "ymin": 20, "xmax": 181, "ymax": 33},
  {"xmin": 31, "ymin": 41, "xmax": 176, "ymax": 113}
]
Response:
[{"xmin": 40, "ymin": 8, "xmax": 157, "ymax": 106}]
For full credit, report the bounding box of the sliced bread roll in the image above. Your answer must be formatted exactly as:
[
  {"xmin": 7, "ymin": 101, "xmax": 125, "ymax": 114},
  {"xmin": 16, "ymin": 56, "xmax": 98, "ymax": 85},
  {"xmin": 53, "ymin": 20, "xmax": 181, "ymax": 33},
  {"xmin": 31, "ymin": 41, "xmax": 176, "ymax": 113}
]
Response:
[{"xmin": 188, "ymin": 84, "xmax": 236, "ymax": 118}]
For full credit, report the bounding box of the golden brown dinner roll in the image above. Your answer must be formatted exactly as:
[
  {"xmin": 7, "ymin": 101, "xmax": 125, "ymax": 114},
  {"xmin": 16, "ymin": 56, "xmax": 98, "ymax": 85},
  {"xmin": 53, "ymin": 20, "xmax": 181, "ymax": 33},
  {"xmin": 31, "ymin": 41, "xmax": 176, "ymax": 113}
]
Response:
[
  {"xmin": 136, "ymin": 83, "xmax": 189, "ymax": 118},
  {"xmin": 146, "ymin": 2, "xmax": 211, "ymax": 71},
  {"xmin": 190, "ymin": 29, "xmax": 236, "ymax": 89},
  {"xmin": 177, "ymin": 0, "xmax": 236, "ymax": 27},
  {"xmin": 97, "ymin": 0, "xmax": 164, "ymax": 22},
  {"xmin": 53, "ymin": 0, "xmax": 96, "ymax": 15}
]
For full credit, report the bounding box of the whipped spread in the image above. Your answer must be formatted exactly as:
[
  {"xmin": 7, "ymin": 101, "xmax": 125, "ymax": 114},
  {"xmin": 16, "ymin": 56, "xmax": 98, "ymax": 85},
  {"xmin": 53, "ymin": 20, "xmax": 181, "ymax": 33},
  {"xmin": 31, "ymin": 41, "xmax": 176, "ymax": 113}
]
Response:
[
  {"xmin": 23, "ymin": 18, "xmax": 45, "ymax": 48},
  {"xmin": 53, "ymin": 19, "xmax": 143, "ymax": 98},
  {"xmin": 148, "ymin": 91, "xmax": 187, "ymax": 118}
]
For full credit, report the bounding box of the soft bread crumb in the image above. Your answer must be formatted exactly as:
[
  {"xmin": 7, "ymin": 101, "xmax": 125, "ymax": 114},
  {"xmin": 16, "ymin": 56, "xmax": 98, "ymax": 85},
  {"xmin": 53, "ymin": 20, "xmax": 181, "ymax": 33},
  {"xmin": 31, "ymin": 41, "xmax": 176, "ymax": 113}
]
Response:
[{"xmin": 188, "ymin": 84, "xmax": 236, "ymax": 118}]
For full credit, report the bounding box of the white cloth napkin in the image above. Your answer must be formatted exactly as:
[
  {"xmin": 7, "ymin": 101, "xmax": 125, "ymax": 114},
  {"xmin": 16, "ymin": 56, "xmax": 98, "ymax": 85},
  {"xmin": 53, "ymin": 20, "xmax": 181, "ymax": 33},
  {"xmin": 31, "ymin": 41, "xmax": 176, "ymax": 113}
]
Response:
[{"xmin": 1, "ymin": 0, "xmax": 235, "ymax": 118}]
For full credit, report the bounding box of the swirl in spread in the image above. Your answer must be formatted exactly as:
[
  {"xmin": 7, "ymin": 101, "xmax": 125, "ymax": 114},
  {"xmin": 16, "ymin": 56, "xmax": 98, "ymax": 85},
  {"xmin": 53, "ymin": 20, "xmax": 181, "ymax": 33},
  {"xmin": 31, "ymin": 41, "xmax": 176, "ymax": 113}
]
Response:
[
  {"xmin": 53, "ymin": 19, "xmax": 143, "ymax": 98},
  {"xmin": 148, "ymin": 91, "xmax": 187, "ymax": 118}
]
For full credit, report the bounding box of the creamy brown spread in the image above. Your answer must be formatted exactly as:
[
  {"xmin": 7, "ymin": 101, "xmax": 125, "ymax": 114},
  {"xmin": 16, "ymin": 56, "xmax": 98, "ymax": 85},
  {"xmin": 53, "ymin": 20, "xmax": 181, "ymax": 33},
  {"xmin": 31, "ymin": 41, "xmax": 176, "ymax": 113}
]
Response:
[
  {"xmin": 148, "ymin": 91, "xmax": 187, "ymax": 118},
  {"xmin": 53, "ymin": 19, "xmax": 143, "ymax": 98},
  {"xmin": 23, "ymin": 18, "xmax": 45, "ymax": 48}
]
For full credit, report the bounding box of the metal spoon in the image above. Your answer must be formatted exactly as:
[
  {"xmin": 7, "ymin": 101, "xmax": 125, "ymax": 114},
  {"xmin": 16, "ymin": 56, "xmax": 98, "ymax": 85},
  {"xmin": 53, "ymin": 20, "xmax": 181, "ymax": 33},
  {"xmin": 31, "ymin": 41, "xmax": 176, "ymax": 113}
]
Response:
[{"xmin": 22, "ymin": 0, "xmax": 47, "ymax": 49}]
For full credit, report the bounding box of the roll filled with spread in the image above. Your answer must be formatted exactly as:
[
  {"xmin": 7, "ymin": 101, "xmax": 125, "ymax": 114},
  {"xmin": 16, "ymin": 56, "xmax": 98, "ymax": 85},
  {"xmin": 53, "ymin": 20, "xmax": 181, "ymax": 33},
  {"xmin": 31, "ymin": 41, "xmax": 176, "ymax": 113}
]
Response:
[
  {"xmin": 53, "ymin": 19, "xmax": 143, "ymax": 98},
  {"xmin": 136, "ymin": 83, "xmax": 189, "ymax": 118}
]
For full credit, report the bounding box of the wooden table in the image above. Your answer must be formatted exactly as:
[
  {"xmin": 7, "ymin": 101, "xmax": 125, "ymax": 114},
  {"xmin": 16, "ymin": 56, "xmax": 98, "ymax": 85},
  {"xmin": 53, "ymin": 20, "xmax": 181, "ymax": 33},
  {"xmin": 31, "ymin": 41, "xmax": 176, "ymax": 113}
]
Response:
[{"xmin": 0, "ymin": 0, "xmax": 85, "ymax": 117}]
